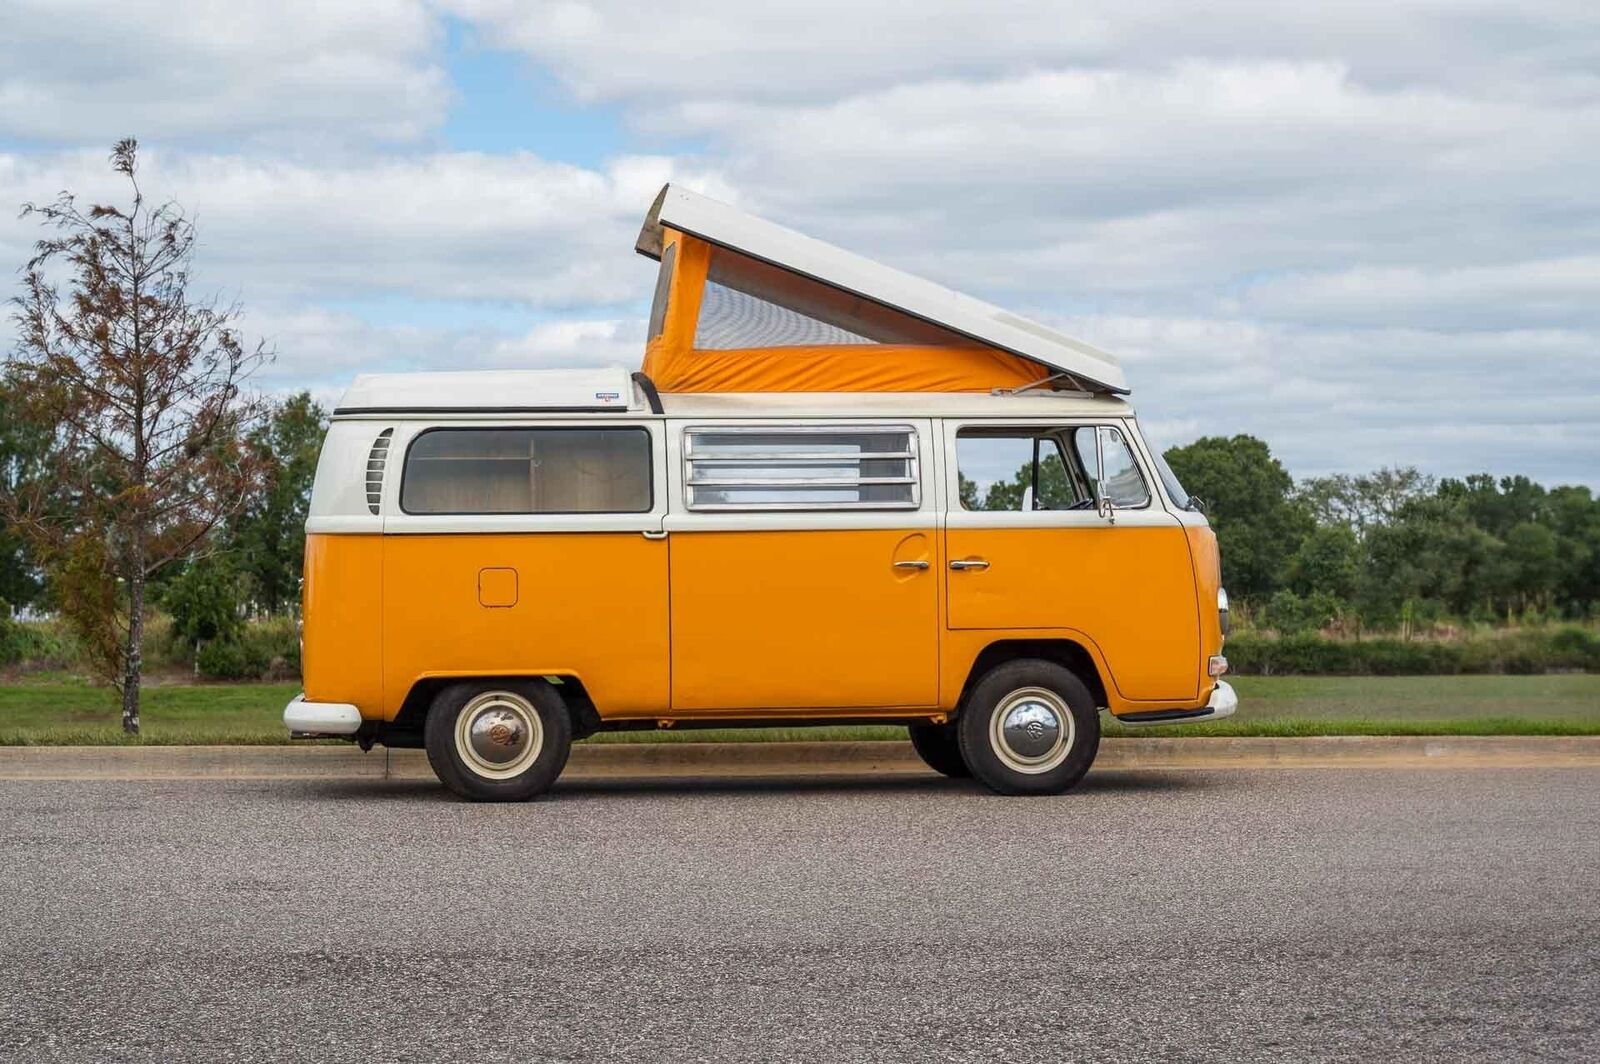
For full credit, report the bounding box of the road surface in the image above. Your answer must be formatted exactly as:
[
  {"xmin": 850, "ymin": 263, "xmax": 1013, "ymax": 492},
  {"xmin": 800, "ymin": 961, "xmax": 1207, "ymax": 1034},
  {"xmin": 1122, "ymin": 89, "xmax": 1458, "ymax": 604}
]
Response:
[{"xmin": 1, "ymin": 766, "xmax": 1596, "ymax": 1062}]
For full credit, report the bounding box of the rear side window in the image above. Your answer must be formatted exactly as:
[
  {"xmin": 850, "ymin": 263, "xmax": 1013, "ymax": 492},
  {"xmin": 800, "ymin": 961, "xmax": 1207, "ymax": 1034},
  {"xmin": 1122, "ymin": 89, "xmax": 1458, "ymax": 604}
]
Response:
[
  {"xmin": 401, "ymin": 428, "xmax": 652, "ymax": 515},
  {"xmin": 684, "ymin": 425, "xmax": 919, "ymax": 510}
]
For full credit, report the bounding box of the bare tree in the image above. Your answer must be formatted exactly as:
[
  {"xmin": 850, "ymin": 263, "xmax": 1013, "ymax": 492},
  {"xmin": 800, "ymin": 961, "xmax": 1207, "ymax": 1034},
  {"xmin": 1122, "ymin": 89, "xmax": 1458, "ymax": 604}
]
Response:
[{"xmin": 3, "ymin": 139, "xmax": 267, "ymax": 733}]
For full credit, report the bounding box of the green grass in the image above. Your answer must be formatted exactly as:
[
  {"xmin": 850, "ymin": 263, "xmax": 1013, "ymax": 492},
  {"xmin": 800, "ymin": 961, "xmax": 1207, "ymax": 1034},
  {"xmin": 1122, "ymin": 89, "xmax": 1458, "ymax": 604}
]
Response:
[
  {"xmin": 0, "ymin": 673, "xmax": 1596, "ymax": 745},
  {"xmin": 0, "ymin": 679, "xmax": 305, "ymax": 745}
]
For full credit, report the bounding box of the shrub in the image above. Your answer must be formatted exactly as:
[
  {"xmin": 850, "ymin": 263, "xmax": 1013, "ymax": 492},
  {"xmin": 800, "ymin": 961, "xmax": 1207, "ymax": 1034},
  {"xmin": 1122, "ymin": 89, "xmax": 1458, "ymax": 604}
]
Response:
[
  {"xmin": 196, "ymin": 636, "xmax": 268, "ymax": 680},
  {"xmin": 1548, "ymin": 627, "xmax": 1600, "ymax": 670},
  {"xmin": 1226, "ymin": 627, "xmax": 1596, "ymax": 676},
  {"xmin": 196, "ymin": 617, "xmax": 300, "ymax": 681},
  {"xmin": 1263, "ymin": 590, "xmax": 1348, "ymax": 636},
  {"xmin": 0, "ymin": 614, "xmax": 78, "ymax": 670}
]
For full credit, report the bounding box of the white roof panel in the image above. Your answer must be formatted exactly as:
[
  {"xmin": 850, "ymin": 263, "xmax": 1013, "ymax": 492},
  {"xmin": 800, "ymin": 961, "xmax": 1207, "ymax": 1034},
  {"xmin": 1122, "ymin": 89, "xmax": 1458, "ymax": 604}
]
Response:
[
  {"xmin": 637, "ymin": 185, "xmax": 1128, "ymax": 394},
  {"xmin": 334, "ymin": 368, "xmax": 638, "ymax": 414}
]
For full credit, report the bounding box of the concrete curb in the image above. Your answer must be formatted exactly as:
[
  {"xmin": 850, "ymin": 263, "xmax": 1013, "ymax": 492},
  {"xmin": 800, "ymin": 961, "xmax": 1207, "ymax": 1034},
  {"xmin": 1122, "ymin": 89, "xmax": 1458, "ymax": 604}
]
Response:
[{"xmin": 1, "ymin": 735, "xmax": 1597, "ymax": 781}]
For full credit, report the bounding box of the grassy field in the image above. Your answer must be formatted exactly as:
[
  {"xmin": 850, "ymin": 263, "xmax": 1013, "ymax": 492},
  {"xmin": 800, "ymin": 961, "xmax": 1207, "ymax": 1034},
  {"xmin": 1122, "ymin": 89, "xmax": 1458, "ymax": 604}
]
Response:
[{"xmin": 0, "ymin": 673, "xmax": 1596, "ymax": 745}]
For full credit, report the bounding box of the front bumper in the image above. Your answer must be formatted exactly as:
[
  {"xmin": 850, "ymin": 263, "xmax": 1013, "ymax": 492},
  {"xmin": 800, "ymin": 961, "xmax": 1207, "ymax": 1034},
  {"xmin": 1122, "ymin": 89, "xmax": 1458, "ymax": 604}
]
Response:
[
  {"xmin": 283, "ymin": 694, "xmax": 363, "ymax": 737},
  {"xmin": 1112, "ymin": 680, "xmax": 1238, "ymax": 727}
]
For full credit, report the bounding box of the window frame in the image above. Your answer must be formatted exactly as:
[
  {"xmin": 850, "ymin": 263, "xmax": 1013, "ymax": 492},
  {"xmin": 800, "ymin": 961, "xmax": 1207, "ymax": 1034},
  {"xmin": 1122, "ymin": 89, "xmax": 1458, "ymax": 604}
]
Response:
[
  {"xmin": 1067, "ymin": 424, "xmax": 1153, "ymax": 511},
  {"xmin": 953, "ymin": 427, "xmax": 1091, "ymax": 512},
  {"xmin": 944, "ymin": 418, "xmax": 1164, "ymax": 528},
  {"xmin": 680, "ymin": 423, "xmax": 922, "ymax": 512},
  {"xmin": 398, "ymin": 424, "xmax": 656, "ymax": 517}
]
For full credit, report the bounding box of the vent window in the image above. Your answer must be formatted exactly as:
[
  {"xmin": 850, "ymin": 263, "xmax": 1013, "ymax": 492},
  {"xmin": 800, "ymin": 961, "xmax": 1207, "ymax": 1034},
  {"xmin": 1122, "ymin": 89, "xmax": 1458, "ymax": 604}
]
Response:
[
  {"xmin": 683, "ymin": 425, "xmax": 919, "ymax": 511},
  {"xmin": 365, "ymin": 429, "xmax": 394, "ymax": 515}
]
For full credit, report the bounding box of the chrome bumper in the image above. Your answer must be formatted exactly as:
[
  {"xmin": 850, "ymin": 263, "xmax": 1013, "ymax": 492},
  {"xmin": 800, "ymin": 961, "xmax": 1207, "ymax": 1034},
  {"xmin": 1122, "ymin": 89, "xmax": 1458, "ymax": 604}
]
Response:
[
  {"xmin": 1113, "ymin": 680, "xmax": 1238, "ymax": 727},
  {"xmin": 283, "ymin": 694, "xmax": 363, "ymax": 737}
]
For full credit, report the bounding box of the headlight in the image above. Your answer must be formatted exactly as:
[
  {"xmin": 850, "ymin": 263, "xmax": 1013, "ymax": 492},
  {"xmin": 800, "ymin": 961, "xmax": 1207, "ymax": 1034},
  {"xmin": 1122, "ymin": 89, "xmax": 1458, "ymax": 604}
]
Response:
[{"xmin": 1217, "ymin": 587, "xmax": 1230, "ymax": 638}]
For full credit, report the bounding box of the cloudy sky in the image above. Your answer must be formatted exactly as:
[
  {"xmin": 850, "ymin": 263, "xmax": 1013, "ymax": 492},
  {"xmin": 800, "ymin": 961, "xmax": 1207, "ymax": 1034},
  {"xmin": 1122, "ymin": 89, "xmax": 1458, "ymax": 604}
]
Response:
[{"xmin": 2, "ymin": 0, "xmax": 1597, "ymax": 485}]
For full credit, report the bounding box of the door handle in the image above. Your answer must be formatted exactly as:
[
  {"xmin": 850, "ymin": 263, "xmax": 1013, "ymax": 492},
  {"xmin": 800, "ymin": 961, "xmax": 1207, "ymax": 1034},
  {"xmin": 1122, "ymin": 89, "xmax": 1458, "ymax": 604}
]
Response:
[
  {"xmin": 893, "ymin": 559, "xmax": 930, "ymax": 571},
  {"xmin": 949, "ymin": 558, "xmax": 990, "ymax": 571}
]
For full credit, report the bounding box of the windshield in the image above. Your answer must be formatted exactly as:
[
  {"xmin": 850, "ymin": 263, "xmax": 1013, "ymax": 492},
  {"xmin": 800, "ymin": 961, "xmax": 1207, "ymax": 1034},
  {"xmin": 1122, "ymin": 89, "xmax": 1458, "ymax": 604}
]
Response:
[{"xmin": 1143, "ymin": 430, "xmax": 1195, "ymax": 510}]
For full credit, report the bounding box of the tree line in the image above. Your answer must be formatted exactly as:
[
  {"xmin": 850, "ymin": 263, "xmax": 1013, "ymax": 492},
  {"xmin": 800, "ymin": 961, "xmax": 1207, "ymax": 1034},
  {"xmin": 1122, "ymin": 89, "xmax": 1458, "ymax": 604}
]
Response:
[{"xmin": 1164, "ymin": 436, "xmax": 1600, "ymax": 635}]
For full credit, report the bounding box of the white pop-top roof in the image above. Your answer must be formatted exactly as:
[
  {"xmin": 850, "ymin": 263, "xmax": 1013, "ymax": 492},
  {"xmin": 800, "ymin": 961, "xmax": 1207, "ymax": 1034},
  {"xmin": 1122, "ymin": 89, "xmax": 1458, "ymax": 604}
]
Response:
[
  {"xmin": 335, "ymin": 367, "xmax": 638, "ymax": 414},
  {"xmin": 330, "ymin": 368, "xmax": 1136, "ymax": 421},
  {"xmin": 637, "ymin": 185, "xmax": 1128, "ymax": 394}
]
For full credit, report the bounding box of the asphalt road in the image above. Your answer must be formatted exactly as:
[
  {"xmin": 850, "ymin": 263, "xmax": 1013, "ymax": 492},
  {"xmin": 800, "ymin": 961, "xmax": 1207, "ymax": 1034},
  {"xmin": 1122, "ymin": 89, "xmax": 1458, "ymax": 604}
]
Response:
[{"xmin": 1, "ymin": 767, "xmax": 1596, "ymax": 1063}]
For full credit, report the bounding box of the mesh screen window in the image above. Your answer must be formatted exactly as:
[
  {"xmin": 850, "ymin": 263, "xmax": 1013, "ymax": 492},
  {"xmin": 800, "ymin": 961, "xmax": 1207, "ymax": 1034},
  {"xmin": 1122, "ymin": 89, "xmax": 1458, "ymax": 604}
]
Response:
[{"xmin": 692, "ymin": 247, "xmax": 971, "ymax": 351}]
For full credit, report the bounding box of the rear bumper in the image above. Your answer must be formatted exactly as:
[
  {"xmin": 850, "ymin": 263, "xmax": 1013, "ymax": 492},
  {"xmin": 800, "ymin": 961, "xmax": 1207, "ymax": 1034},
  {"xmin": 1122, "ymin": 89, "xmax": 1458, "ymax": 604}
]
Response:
[
  {"xmin": 283, "ymin": 694, "xmax": 363, "ymax": 737},
  {"xmin": 1112, "ymin": 680, "xmax": 1238, "ymax": 727}
]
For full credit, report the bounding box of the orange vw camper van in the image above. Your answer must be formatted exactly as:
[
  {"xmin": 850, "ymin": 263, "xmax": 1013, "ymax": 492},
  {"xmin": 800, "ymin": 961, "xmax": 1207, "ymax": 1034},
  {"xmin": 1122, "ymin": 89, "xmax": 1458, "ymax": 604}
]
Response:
[{"xmin": 285, "ymin": 186, "xmax": 1234, "ymax": 800}]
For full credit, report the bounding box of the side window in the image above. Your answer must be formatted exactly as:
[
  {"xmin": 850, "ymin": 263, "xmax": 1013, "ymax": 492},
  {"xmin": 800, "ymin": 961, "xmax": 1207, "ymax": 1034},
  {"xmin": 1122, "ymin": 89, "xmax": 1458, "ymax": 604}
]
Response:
[
  {"xmin": 1070, "ymin": 426, "xmax": 1151, "ymax": 508},
  {"xmin": 683, "ymin": 425, "xmax": 918, "ymax": 510},
  {"xmin": 956, "ymin": 430, "xmax": 1088, "ymax": 511},
  {"xmin": 401, "ymin": 428, "xmax": 652, "ymax": 515}
]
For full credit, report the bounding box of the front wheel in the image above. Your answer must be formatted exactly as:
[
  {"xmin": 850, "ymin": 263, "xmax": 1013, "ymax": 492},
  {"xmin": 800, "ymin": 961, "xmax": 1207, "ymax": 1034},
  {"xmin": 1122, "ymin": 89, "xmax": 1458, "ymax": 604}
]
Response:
[
  {"xmin": 957, "ymin": 660, "xmax": 1099, "ymax": 796},
  {"xmin": 424, "ymin": 682, "xmax": 572, "ymax": 801}
]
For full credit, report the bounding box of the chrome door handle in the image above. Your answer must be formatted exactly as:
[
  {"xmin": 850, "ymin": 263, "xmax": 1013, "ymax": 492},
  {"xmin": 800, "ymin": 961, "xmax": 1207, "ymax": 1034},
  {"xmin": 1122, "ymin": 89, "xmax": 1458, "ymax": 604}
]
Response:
[
  {"xmin": 949, "ymin": 558, "xmax": 990, "ymax": 571},
  {"xmin": 893, "ymin": 559, "xmax": 930, "ymax": 570}
]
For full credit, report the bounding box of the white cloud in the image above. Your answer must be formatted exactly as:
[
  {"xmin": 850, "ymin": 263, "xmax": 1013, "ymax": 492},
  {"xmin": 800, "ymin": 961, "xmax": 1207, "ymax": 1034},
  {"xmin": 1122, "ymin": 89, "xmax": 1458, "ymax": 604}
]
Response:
[
  {"xmin": 0, "ymin": 148, "xmax": 727, "ymax": 308},
  {"xmin": 0, "ymin": 0, "xmax": 447, "ymax": 145},
  {"xmin": 241, "ymin": 304, "xmax": 646, "ymax": 401},
  {"xmin": 447, "ymin": 1, "xmax": 1600, "ymax": 106}
]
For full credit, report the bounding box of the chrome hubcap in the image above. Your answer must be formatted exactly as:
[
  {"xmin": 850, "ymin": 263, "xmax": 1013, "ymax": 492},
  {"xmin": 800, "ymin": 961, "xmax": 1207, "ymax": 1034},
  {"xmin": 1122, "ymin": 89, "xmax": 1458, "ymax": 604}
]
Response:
[
  {"xmin": 455, "ymin": 691, "xmax": 543, "ymax": 779},
  {"xmin": 990, "ymin": 687, "xmax": 1074, "ymax": 774}
]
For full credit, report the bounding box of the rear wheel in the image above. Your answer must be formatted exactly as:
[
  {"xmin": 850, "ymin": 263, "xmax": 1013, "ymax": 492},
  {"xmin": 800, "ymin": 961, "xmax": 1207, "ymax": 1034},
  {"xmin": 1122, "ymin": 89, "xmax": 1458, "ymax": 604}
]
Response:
[
  {"xmin": 424, "ymin": 682, "xmax": 572, "ymax": 801},
  {"xmin": 907, "ymin": 721, "xmax": 970, "ymax": 778},
  {"xmin": 957, "ymin": 660, "xmax": 1099, "ymax": 796}
]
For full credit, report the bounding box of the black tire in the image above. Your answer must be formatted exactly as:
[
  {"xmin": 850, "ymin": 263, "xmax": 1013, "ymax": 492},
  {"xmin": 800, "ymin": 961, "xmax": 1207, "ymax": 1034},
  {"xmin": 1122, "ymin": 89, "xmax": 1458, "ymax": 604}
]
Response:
[
  {"xmin": 424, "ymin": 681, "xmax": 572, "ymax": 802},
  {"xmin": 956, "ymin": 659, "xmax": 1100, "ymax": 796},
  {"xmin": 908, "ymin": 721, "xmax": 971, "ymax": 778}
]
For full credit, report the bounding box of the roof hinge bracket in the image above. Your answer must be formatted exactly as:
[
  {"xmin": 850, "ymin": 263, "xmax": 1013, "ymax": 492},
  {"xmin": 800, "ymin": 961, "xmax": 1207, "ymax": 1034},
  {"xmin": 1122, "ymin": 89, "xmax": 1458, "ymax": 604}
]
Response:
[{"xmin": 991, "ymin": 372, "xmax": 1093, "ymax": 398}]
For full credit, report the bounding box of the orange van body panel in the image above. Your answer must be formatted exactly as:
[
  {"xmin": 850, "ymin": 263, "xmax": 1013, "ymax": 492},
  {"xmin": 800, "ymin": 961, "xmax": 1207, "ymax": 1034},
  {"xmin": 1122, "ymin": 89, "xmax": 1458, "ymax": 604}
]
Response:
[
  {"xmin": 303, "ymin": 512, "xmax": 1221, "ymax": 723},
  {"xmin": 944, "ymin": 525, "xmax": 1202, "ymax": 702},
  {"xmin": 301, "ymin": 533, "xmax": 385, "ymax": 713},
  {"xmin": 1185, "ymin": 524, "xmax": 1226, "ymax": 699},
  {"xmin": 668, "ymin": 529, "xmax": 939, "ymax": 711},
  {"xmin": 378, "ymin": 533, "xmax": 671, "ymax": 720}
]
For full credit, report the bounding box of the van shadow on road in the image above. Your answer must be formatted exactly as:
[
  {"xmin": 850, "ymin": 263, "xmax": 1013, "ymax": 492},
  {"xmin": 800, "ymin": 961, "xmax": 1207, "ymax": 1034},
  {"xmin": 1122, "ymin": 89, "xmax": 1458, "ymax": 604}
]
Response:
[{"xmin": 291, "ymin": 766, "xmax": 1218, "ymax": 804}]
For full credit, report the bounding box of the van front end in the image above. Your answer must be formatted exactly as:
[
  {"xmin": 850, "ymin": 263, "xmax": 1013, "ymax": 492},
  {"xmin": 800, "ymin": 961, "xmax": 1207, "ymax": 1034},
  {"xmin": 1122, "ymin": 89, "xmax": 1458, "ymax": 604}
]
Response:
[{"xmin": 1104, "ymin": 515, "xmax": 1237, "ymax": 727}]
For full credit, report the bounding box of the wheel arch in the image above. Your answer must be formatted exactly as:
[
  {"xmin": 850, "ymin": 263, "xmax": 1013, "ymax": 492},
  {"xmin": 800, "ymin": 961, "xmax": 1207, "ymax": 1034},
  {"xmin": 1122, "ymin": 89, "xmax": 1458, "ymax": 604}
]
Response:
[
  {"xmin": 956, "ymin": 639, "xmax": 1109, "ymax": 717},
  {"xmin": 386, "ymin": 673, "xmax": 600, "ymax": 746}
]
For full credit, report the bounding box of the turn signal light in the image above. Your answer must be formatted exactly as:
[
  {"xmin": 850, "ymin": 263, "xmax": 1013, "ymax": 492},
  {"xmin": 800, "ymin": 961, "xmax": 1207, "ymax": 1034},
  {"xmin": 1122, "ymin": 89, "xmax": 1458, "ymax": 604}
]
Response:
[{"xmin": 1208, "ymin": 655, "xmax": 1229, "ymax": 677}]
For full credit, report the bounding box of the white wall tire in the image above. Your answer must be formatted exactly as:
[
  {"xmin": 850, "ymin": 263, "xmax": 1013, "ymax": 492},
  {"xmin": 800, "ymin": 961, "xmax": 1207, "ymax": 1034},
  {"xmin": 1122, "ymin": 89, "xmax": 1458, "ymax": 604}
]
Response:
[
  {"xmin": 958, "ymin": 660, "xmax": 1100, "ymax": 796},
  {"xmin": 425, "ymin": 682, "xmax": 571, "ymax": 801}
]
